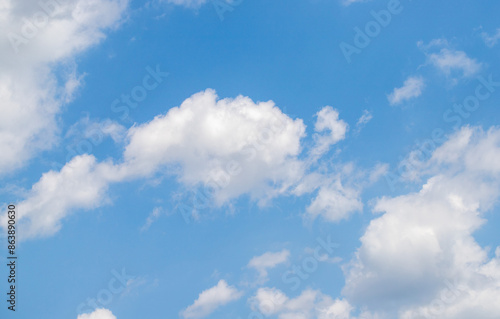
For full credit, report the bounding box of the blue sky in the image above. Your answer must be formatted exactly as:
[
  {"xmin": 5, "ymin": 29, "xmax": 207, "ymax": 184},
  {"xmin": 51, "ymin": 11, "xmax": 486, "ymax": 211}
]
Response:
[{"xmin": 1, "ymin": 0, "xmax": 500, "ymax": 318}]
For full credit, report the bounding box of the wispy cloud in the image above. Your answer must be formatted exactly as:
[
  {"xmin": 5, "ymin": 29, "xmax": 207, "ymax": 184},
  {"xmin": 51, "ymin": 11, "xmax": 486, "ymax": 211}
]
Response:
[
  {"xmin": 341, "ymin": 0, "xmax": 371, "ymax": 6},
  {"xmin": 248, "ymin": 250, "xmax": 290, "ymax": 284},
  {"xmin": 481, "ymin": 28, "xmax": 500, "ymax": 47},
  {"xmin": 428, "ymin": 48, "xmax": 482, "ymax": 78},
  {"xmin": 140, "ymin": 207, "xmax": 165, "ymax": 232},
  {"xmin": 355, "ymin": 110, "xmax": 373, "ymax": 133},
  {"xmin": 181, "ymin": 280, "xmax": 243, "ymax": 319},
  {"xmin": 164, "ymin": 0, "xmax": 207, "ymax": 8},
  {"xmin": 387, "ymin": 76, "xmax": 425, "ymax": 105}
]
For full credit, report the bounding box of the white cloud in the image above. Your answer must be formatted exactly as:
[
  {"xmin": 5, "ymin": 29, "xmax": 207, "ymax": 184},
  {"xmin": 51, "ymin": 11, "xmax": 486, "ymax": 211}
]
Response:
[
  {"xmin": 181, "ymin": 280, "xmax": 243, "ymax": 319},
  {"xmin": 1, "ymin": 88, "xmax": 363, "ymax": 238},
  {"xmin": 304, "ymin": 246, "xmax": 342, "ymax": 264},
  {"xmin": 355, "ymin": 110, "xmax": 373, "ymax": 132},
  {"xmin": 121, "ymin": 276, "xmax": 149, "ymax": 296},
  {"xmin": 1, "ymin": 89, "xmax": 308, "ymax": 238},
  {"xmin": 164, "ymin": 0, "xmax": 207, "ymax": 8},
  {"xmin": 481, "ymin": 28, "xmax": 500, "ymax": 47},
  {"xmin": 66, "ymin": 117, "xmax": 127, "ymax": 144},
  {"xmin": 368, "ymin": 163, "xmax": 388, "ymax": 184},
  {"xmin": 306, "ymin": 179, "xmax": 362, "ymax": 222},
  {"xmin": 1, "ymin": 155, "xmax": 127, "ymax": 239},
  {"xmin": 249, "ymin": 288, "xmax": 357, "ymax": 319},
  {"xmin": 248, "ymin": 250, "xmax": 290, "ymax": 283},
  {"xmin": 101, "ymin": 121, "xmax": 127, "ymax": 143},
  {"xmin": 124, "ymin": 89, "xmax": 307, "ymax": 204},
  {"xmin": 0, "ymin": 0, "xmax": 128, "ymax": 175},
  {"xmin": 343, "ymin": 126, "xmax": 500, "ymax": 318},
  {"xmin": 77, "ymin": 308, "xmax": 116, "ymax": 319},
  {"xmin": 250, "ymin": 287, "xmax": 288, "ymax": 316},
  {"xmin": 164, "ymin": 0, "xmax": 242, "ymax": 9},
  {"xmin": 140, "ymin": 207, "xmax": 165, "ymax": 232},
  {"xmin": 310, "ymin": 106, "xmax": 348, "ymax": 159},
  {"xmin": 341, "ymin": 0, "xmax": 371, "ymax": 6},
  {"xmin": 297, "ymin": 160, "xmax": 382, "ymax": 224},
  {"xmin": 428, "ymin": 48, "xmax": 482, "ymax": 78},
  {"xmin": 400, "ymin": 126, "xmax": 500, "ymax": 183},
  {"xmin": 387, "ymin": 76, "xmax": 425, "ymax": 105}
]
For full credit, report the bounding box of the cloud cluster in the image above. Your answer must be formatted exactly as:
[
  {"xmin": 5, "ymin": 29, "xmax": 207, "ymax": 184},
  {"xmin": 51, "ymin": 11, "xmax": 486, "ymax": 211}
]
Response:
[
  {"xmin": 0, "ymin": 0, "xmax": 128, "ymax": 175},
  {"xmin": 229, "ymin": 126, "xmax": 500, "ymax": 319},
  {"xmin": 3, "ymin": 89, "xmax": 361, "ymax": 239},
  {"xmin": 481, "ymin": 28, "xmax": 500, "ymax": 47},
  {"xmin": 166, "ymin": 123, "xmax": 500, "ymax": 319},
  {"xmin": 387, "ymin": 39, "xmax": 482, "ymax": 107},
  {"xmin": 343, "ymin": 126, "xmax": 500, "ymax": 318},
  {"xmin": 249, "ymin": 288, "xmax": 364, "ymax": 319}
]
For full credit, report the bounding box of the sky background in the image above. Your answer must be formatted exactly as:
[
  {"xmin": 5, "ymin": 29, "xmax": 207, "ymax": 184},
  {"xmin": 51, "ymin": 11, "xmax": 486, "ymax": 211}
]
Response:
[{"xmin": 1, "ymin": 0, "xmax": 500, "ymax": 319}]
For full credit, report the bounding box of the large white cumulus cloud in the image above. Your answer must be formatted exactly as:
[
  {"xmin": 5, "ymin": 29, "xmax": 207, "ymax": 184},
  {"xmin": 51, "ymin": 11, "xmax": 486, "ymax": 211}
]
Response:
[
  {"xmin": 343, "ymin": 126, "xmax": 500, "ymax": 318},
  {"xmin": 124, "ymin": 89, "xmax": 307, "ymax": 203},
  {"xmin": 1, "ymin": 71, "xmax": 364, "ymax": 239}
]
